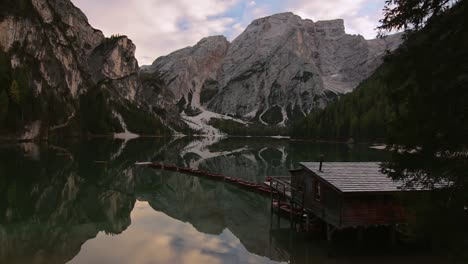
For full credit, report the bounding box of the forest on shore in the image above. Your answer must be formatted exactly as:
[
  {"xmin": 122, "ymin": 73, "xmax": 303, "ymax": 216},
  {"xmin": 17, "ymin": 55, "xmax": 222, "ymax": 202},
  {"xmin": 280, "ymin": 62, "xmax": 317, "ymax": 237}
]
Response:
[{"xmin": 293, "ymin": 0, "xmax": 468, "ymax": 259}]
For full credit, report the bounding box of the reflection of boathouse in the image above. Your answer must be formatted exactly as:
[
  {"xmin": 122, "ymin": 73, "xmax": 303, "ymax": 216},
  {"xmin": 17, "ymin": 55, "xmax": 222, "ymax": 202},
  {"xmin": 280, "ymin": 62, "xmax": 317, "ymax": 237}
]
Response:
[{"xmin": 269, "ymin": 162, "xmax": 421, "ymax": 241}]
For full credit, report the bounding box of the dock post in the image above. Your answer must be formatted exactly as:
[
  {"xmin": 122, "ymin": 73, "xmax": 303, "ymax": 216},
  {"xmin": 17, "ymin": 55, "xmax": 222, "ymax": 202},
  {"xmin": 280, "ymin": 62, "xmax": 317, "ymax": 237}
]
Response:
[
  {"xmin": 326, "ymin": 224, "xmax": 332, "ymax": 244},
  {"xmin": 290, "ymin": 198, "xmax": 293, "ymax": 229},
  {"xmin": 390, "ymin": 225, "xmax": 397, "ymax": 248},
  {"xmin": 277, "ymin": 187, "xmax": 281, "ymax": 227},
  {"xmin": 357, "ymin": 227, "xmax": 364, "ymax": 248},
  {"xmin": 270, "ymin": 183, "xmax": 273, "ymax": 229},
  {"xmin": 270, "ymin": 182, "xmax": 273, "ymax": 212}
]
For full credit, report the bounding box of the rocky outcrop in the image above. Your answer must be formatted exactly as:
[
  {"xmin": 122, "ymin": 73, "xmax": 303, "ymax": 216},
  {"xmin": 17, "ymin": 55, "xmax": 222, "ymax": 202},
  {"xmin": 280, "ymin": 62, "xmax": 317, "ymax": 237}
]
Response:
[
  {"xmin": 89, "ymin": 36, "xmax": 140, "ymax": 101},
  {"xmin": 0, "ymin": 0, "xmax": 169, "ymax": 140},
  {"xmin": 142, "ymin": 36, "xmax": 229, "ymax": 113},
  {"xmin": 142, "ymin": 13, "xmax": 401, "ymax": 127}
]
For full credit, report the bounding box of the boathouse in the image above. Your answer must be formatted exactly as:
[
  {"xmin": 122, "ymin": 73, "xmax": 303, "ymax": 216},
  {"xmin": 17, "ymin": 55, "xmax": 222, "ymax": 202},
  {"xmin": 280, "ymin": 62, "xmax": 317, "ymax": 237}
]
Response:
[{"xmin": 289, "ymin": 162, "xmax": 411, "ymax": 229}]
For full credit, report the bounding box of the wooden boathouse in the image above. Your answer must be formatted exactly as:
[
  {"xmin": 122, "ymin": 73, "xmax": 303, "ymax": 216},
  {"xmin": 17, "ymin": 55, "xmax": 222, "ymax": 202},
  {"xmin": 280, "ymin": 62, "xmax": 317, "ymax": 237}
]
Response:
[
  {"xmin": 144, "ymin": 160, "xmax": 424, "ymax": 242},
  {"xmin": 267, "ymin": 162, "xmax": 421, "ymax": 241}
]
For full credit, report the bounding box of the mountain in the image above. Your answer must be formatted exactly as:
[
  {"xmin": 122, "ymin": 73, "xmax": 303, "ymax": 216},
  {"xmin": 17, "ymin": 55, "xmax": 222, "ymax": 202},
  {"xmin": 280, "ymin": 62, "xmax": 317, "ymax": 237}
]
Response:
[
  {"xmin": 0, "ymin": 0, "xmax": 170, "ymax": 140},
  {"xmin": 141, "ymin": 12, "xmax": 401, "ymax": 133},
  {"xmin": 291, "ymin": 0, "xmax": 468, "ymax": 143},
  {"xmin": 142, "ymin": 36, "xmax": 229, "ymax": 113},
  {"xmin": 139, "ymin": 36, "xmax": 230, "ymax": 134}
]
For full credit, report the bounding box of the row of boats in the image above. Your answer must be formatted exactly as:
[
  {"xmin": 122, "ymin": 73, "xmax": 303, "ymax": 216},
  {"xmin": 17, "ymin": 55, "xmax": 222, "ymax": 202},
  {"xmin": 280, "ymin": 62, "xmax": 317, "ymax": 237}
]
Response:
[
  {"xmin": 146, "ymin": 162, "xmax": 304, "ymax": 218},
  {"xmin": 147, "ymin": 163, "xmax": 274, "ymax": 195}
]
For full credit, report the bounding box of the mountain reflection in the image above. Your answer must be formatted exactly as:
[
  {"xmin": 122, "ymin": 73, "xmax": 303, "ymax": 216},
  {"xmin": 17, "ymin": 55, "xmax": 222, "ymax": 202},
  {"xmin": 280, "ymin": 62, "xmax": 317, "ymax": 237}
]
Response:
[
  {"xmin": 0, "ymin": 137, "xmax": 389, "ymax": 264},
  {"xmin": 139, "ymin": 170, "xmax": 282, "ymax": 260},
  {"xmin": 0, "ymin": 139, "xmax": 145, "ymax": 264},
  {"xmin": 70, "ymin": 201, "xmax": 281, "ymax": 264}
]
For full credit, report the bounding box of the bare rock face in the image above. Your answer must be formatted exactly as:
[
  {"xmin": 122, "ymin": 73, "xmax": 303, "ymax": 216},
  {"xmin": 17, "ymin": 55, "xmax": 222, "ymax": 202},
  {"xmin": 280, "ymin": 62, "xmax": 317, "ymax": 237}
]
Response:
[
  {"xmin": 142, "ymin": 36, "xmax": 230, "ymax": 113},
  {"xmin": 209, "ymin": 13, "xmax": 401, "ymax": 125},
  {"xmin": 89, "ymin": 36, "xmax": 140, "ymax": 101},
  {"xmin": 0, "ymin": 0, "xmax": 167, "ymax": 139},
  {"xmin": 142, "ymin": 12, "xmax": 401, "ymax": 127}
]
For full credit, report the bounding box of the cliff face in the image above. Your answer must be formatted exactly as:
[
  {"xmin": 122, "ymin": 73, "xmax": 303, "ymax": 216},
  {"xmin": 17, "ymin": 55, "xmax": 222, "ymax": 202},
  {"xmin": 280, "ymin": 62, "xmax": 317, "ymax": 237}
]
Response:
[
  {"xmin": 291, "ymin": 0, "xmax": 468, "ymax": 143},
  {"xmin": 0, "ymin": 0, "xmax": 169, "ymax": 140},
  {"xmin": 141, "ymin": 36, "xmax": 230, "ymax": 115},
  {"xmin": 142, "ymin": 13, "xmax": 401, "ymax": 128}
]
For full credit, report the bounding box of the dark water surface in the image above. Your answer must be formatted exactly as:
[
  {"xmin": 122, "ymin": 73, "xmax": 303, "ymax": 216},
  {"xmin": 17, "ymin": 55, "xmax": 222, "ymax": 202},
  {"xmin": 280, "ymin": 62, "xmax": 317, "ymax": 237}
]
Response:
[{"xmin": 0, "ymin": 137, "xmax": 444, "ymax": 263}]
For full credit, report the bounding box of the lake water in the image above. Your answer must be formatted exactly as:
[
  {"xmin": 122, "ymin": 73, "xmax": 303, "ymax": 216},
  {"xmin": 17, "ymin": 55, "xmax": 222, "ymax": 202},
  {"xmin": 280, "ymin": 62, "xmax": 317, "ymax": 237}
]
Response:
[{"xmin": 0, "ymin": 137, "xmax": 444, "ymax": 263}]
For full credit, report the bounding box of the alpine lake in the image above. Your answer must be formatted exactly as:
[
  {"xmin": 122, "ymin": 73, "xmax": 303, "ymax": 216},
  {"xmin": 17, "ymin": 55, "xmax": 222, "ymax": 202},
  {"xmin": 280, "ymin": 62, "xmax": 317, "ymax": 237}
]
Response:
[{"xmin": 0, "ymin": 137, "xmax": 444, "ymax": 263}]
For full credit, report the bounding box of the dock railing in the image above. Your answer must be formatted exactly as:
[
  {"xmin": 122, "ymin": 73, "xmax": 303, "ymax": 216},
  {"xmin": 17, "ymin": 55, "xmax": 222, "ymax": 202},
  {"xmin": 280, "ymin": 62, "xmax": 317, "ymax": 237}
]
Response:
[{"xmin": 268, "ymin": 176, "xmax": 304, "ymax": 211}]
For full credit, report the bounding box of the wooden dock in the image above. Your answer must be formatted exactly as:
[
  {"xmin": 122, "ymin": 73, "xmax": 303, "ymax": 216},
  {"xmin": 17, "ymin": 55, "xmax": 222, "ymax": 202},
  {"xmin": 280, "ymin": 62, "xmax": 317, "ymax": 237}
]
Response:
[{"xmin": 265, "ymin": 175, "xmax": 324, "ymax": 232}]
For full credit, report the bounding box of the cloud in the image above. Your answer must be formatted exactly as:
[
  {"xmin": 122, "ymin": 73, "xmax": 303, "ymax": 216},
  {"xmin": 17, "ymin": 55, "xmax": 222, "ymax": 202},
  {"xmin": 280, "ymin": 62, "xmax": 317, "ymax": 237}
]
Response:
[
  {"xmin": 73, "ymin": 0, "xmax": 240, "ymax": 65},
  {"xmin": 345, "ymin": 15, "xmax": 380, "ymax": 38},
  {"xmin": 69, "ymin": 201, "xmax": 274, "ymax": 264},
  {"xmin": 72, "ymin": 0, "xmax": 386, "ymax": 65},
  {"xmin": 224, "ymin": 0, "xmax": 283, "ymax": 41},
  {"xmin": 231, "ymin": 23, "xmax": 245, "ymax": 38},
  {"xmin": 287, "ymin": 0, "xmax": 367, "ymax": 19}
]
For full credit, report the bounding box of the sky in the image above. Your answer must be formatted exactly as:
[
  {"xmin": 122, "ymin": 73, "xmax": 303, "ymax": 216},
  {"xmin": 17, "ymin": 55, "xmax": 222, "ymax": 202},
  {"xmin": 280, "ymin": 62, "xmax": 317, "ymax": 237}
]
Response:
[{"xmin": 72, "ymin": 0, "xmax": 386, "ymax": 66}]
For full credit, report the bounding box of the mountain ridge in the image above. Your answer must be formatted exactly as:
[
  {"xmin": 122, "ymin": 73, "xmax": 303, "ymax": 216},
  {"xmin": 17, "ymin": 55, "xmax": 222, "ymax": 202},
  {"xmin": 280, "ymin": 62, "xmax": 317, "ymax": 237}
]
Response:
[
  {"xmin": 140, "ymin": 12, "xmax": 402, "ymax": 134},
  {"xmin": 0, "ymin": 0, "xmax": 170, "ymax": 140}
]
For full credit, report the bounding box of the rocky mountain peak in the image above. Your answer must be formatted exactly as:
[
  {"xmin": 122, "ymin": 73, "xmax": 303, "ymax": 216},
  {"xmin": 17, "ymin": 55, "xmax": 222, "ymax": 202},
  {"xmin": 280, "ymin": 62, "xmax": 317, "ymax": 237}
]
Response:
[
  {"xmin": 34, "ymin": 0, "xmax": 105, "ymax": 56},
  {"xmin": 0, "ymin": 0, "xmax": 168, "ymax": 139},
  {"xmin": 244, "ymin": 13, "xmax": 346, "ymax": 41},
  {"xmin": 239, "ymin": 12, "xmax": 305, "ymax": 43},
  {"xmin": 141, "ymin": 12, "xmax": 402, "ymax": 131},
  {"xmin": 315, "ymin": 19, "xmax": 346, "ymax": 37},
  {"xmin": 249, "ymin": 12, "xmax": 299, "ymax": 25},
  {"xmin": 197, "ymin": 35, "xmax": 229, "ymax": 46},
  {"xmin": 142, "ymin": 35, "xmax": 230, "ymax": 113}
]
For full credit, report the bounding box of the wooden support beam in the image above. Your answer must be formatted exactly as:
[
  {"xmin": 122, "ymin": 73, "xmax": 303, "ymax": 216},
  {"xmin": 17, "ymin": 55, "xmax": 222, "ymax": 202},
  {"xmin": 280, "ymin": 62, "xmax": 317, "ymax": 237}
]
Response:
[
  {"xmin": 270, "ymin": 185, "xmax": 273, "ymax": 229},
  {"xmin": 326, "ymin": 224, "xmax": 336, "ymax": 244},
  {"xmin": 390, "ymin": 225, "xmax": 397, "ymax": 248},
  {"xmin": 290, "ymin": 196, "xmax": 293, "ymax": 229},
  {"xmin": 277, "ymin": 189, "xmax": 280, "ymax": 227},
  {"xmin": 357, "ymin": 227, "xmax": 364, "ymax": 248}
]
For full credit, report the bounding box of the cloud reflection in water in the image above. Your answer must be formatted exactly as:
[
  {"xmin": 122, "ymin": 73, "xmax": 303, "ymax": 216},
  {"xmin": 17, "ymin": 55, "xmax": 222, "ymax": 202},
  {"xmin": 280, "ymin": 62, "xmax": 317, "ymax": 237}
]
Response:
[{"xmin": 69, "ymin": 201, "xmax": 283, "ymax": 264}]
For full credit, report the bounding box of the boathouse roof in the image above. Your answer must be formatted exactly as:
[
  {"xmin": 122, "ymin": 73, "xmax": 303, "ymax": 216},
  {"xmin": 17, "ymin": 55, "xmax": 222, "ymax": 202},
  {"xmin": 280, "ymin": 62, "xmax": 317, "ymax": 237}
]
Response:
[{"xmin": 300, "ymin": 162, "xmax": 406, "ymax": 193}]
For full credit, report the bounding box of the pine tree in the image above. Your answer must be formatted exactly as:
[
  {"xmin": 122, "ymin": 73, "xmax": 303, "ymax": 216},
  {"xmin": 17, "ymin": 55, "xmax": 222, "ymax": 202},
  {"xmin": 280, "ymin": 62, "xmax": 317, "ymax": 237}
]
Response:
[{"xmin": 378, "ymin": 0, "xmax": 457, "ymax": 35}]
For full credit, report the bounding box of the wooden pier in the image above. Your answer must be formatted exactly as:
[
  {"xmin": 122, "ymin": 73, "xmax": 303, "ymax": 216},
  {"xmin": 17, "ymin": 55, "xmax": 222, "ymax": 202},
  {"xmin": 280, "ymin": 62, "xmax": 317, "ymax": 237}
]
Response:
[{"xmin": 265, "ymin": 176, "xmax": 306, "ymax": 228}]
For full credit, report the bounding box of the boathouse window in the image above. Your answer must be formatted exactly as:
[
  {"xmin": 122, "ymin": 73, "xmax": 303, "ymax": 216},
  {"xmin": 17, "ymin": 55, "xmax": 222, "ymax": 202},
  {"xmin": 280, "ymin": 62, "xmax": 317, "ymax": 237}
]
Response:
[{"xmin": 314, "ymin": 180, "xmax": 321, "ymax": 201}]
